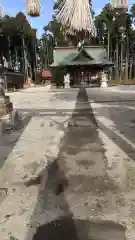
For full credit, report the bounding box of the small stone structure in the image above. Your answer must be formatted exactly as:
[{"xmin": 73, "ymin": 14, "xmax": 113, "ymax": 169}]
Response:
[
  {"xmin": 100, "ymin": 71, "xmax": 108, "ymax": 88},
  {"xmin": 0, "ymin": 76, "xmax": 13, "ymax": 117},
  {"xmin": 64, "ymin": 74, "xmax": 70, "ymax": 88},
  {"xmin": 0, "ymin": 67, "xmax": 21, "ymax": 136}
]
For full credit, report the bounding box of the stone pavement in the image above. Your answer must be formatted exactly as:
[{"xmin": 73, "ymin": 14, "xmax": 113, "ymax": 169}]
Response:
[
  {"xmin": 31, "ymin": 88, "xmax": 127, "ymax": 240},
  {"xmin": 0, "ymin": 86, "xmax": 78, "ymax": 240},
  {"xmin": 0, "ymin": 86, "xmax": 135, "ymax": 240},
  {"xmin": 86, "ymin": 87, "xmax": 135, "ymax": 240},
  {"xmin": 103, "ymin": 85, "xmax": 135, "ymax": 93}
]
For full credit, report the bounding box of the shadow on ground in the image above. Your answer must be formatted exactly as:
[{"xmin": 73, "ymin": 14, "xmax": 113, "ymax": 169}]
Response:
[
  {"xmin": 93, "ymin": 103, "xmax": 135, "ymax": 161},
  {"xmin": 25, "ymin": 88, "xmax": 127, "ymax": 240},
  {"xmin": 0, "ymin": 116, "xmax": 31, "ymax": 169},
  {"xmin": 85, "ymin": 88, "xmax": 135, "ymax": 162},
  {"xmin": 33, "ymin": 215, "xmax": 126, "ymax": 240}
]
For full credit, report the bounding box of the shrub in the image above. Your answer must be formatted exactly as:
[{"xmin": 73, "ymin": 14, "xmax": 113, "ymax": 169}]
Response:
[{"xmin": 51, "ymin": 67, "xmax": 66, "ymax": 87}]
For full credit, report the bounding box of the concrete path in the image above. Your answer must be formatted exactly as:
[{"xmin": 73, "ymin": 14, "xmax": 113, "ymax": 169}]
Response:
[
  {"xmin": 0, "ymin": 86, "xmax": 135, "ymax": 240},
  {"xmin": 0, "ymin": 86, "xmax": 78, "ymax": 240},
  {"xmin": 86, "ymin": 87, "xmax": 135, "ymax": 240},
  {"xmin": 103, "ymin": 85, "xmax": 135, "ymax": 93},
  {"xmin": 31, "ymin": 88, "xmax": 127, "ymax": 240}
]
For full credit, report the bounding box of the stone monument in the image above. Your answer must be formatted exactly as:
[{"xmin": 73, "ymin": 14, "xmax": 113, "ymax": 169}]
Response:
[
  {"xmin": 64, "ymin": 73, "xmax": 70, "ymax": 88},
  {"xmin": 0, "ymin": 67, "xmax": 13, "ymax": 117},
  {"xmin": 100, "ymin": 71, "xmax": 108, "ymax": 88},
  {"xmin": 0, "ymin": 66, "xmax": 21, "ymax": 136},
  {"xmin": 0, "ymin": 86, "xmax": 13, "ymax": 116},
  {"xmin": 3, "ymin": 56, "xmax": 8, "ymax": 68}
]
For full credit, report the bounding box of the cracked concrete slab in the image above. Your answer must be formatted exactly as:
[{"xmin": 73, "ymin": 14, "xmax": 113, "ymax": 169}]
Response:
[{"xmin": 0, "ymin": 86, "xmax": 78, "ymax": 240}]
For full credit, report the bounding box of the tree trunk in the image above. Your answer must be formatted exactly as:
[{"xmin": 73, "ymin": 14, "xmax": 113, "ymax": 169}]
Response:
[
  {"xmin": 22, "ymin": 36, "xmax": 28, "ymax": 83},
  {"xmin": 8, "ymin": 36, "xmax": 12, "ymax": 69},
  {"xmin": 129, "ymin": 48, "xmax": 132, "ymax": 81},
  {"xmin": 108, "ymin": 31, "xmax": 110, "ymax": 60},
  {"xmin": 15, "ymin": 47, "xmax": 19, "ymax": 70},
  {"xmin": 125, "ymin": 35, "xmax": 129, "ymax": 84},
  {"xmin": 116, "ymin": 41, "xmax": 119, "ymax": 81},
  {"xmin": 0, "ymin": 52, "xmax": 4, "ymax": 66},
  {"xmin": 133, "ymin": 44, "xmax": 135, "ymax": 79},
  {"xmin": 120, "ymin": 41, "xmax": 124, "ymax": 83}
]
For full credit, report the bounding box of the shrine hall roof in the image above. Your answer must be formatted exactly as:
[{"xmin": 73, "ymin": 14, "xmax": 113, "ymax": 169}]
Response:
[{"xmin": 50, "ymin": 46, "xmax": 113, "ymax": 67}]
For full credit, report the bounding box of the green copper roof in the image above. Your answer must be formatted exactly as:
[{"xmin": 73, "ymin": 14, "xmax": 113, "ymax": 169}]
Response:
[
  {"xmin": 58, "ymin": 59, "xmax": 113, "ymax": 67},
  {"xmin": 53, "ymin": 47, "xmax": 77, "ymax": 64},
  {"xmin": 50, "ymin": 53, "xmax": 76, "ymax": 67},
  {"xmin": 50, "ymin": 46, "xmax": 112, "ymax": 67}
]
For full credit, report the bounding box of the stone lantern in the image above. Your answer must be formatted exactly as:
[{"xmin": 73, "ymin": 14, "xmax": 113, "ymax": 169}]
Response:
[
  {"xmin": 100, "ymin": 71, "xmax": 108, "ymax": 88},
  {"xmin": 0, "ymin": 67, "xmax": 13, "ymax": 117},
  {"xmin": 0, "ymin": 77, "xmax": 5, "ymax": 99},
  {"xmin": 64, "ymin": 74, "xmax": 70, "ymax": 88}
]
